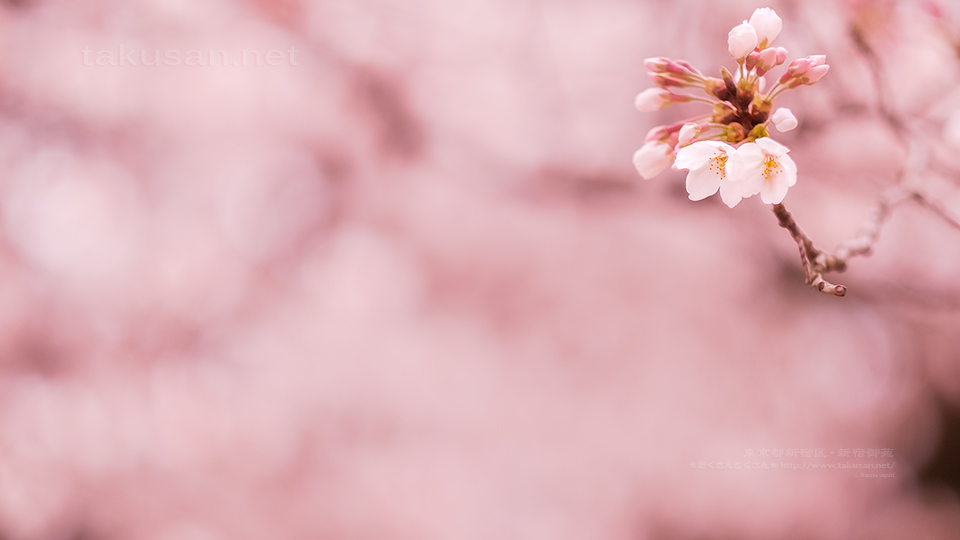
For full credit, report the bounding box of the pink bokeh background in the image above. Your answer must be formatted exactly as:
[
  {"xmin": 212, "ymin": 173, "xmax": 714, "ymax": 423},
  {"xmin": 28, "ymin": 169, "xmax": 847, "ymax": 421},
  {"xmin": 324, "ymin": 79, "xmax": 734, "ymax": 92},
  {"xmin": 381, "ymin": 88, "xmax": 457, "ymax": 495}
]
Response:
[{"xmin": 0, "ymin": 0, "xmax": 959, "ymax": 538}]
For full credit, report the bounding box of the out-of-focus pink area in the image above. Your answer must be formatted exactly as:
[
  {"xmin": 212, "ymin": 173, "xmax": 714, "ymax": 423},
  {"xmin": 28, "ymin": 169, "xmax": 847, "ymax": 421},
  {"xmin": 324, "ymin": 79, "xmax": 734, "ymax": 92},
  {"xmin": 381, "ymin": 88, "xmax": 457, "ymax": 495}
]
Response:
[{"xmin": 0, "ymin": 0, "xmax": 959, "ymax": 539}]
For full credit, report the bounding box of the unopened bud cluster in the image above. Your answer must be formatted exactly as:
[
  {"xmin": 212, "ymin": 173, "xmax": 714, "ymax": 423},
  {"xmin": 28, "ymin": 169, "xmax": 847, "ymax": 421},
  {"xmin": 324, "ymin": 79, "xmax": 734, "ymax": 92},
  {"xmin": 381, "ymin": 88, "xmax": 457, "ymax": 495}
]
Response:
[{"xmin": 633, "ymin": 7, "xmax": 829, "ymax": 207}]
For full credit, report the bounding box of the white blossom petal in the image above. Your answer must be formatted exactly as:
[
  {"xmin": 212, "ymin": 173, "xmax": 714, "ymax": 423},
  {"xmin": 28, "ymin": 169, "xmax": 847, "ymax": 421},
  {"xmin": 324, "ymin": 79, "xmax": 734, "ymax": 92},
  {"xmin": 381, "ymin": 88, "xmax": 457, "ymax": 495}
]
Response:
[
  {"xmin": 780, "ymin": 152, "xmax": 798, "ymax": 187},
  {"xmin": 718, "ymin": 175, "xmax": 744, "ymax": 208},
  {"xmin": 760, "ymin": 173, "xmax": 790, "ymax": 204},
  {"xmin": 685, "ymin": 165, "xmax": 721, "ymax": 201},
  {"xmin": 754, "ymin": 136, "xmax": 789, "ymax": 156},
  {"xmin": 727, "ymin": 142, "xmax": 764, "ymax": 196},
  {"xmin": 675, "ymin": 141, "xmax": 730, "ymax": 171},
  {"xmin": 739, "ymin": 171, "xmax": 764, "ymax": 197}
]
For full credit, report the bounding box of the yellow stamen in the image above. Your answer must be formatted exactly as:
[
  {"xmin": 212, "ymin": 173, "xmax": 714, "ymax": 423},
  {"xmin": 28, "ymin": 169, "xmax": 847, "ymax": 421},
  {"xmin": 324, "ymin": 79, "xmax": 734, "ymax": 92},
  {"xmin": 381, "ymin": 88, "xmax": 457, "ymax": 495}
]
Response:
[
  {"xmin": 710, "ymin": 154, "xmax": 729, "ymax": 179},
  {"xmin": 763, "ymin": 155, "xmax": 782, "ymax": 180}
]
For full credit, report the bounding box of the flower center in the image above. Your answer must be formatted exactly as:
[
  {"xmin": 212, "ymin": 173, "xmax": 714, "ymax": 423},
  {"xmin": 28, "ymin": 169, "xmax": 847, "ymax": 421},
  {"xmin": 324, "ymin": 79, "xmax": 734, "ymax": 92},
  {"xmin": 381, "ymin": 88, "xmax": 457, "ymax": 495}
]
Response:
[
  {"xmin": 709, "ymin": 153, "xmax": 729, "ymax": 179},
  {"xmin": 762, "ymin": 155, "xmax": 782, "ymax": 180}
]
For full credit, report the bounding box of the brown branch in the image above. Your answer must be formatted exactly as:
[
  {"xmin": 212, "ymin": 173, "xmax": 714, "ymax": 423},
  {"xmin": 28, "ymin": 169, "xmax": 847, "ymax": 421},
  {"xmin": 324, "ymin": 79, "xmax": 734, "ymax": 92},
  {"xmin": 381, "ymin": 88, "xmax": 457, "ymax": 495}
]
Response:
[
  {"xmin": 768, "ymin": 21, "xmax": 960, "ymax": 297},
  {"xmin": 774, "ymin": 187, "xmax": 960, "ymax": 297},
  {"xmin": 772, "ymin": 203, "xmax": 847, "ymax": 297}
]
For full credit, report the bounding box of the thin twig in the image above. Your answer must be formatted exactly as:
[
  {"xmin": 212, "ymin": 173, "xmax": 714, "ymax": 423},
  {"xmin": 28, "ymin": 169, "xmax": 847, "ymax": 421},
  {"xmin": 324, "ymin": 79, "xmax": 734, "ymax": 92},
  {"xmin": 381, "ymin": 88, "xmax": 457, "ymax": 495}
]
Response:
[
  {"xmin": 834, "ymin": 186, "xmax": 911, "ymax": 260},
  {"xmin": 911, "ymin": 190, "xmax": 960, "ymax": 231},
  {"xmin": 774, "ymin": 187, "xmax": 959, "ymax": 297},
  {"xmin": 771, "ymin": 25, "xmax": 960, "ymax": 297},
  {"xmin": 772, "ymin": 203, "xmax": 847, "ymax": 297}
]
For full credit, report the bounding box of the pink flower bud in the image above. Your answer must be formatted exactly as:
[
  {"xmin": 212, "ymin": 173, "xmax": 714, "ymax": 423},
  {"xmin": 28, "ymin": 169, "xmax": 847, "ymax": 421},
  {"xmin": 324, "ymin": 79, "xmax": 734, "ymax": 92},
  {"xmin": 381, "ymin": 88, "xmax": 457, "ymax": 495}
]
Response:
[
  {"xmin": 633, "ymin": 141, "xmax": 674, "ymax": 179},
  {"xmin": 644, "ymin": 57, "xmax": 704, "ymax": 82},
  {"xmin": 644, "ymin": 57, "xmax": 671, "ymax": 72},
  {"xmin": 644, "ymin": 123, "xmax": 682, "ymax": 144},
  {"xmin": 755, "ymin": 48, "xmax": 783, "ymax": 75},
  {"xmin": 775, "ymin": 47, "xmax": 787, "ymax": 66},
  {"xmin": 782, "ymin": 55, "xmax": 828, "ymax": 87},
  {"xmin": 758, "ymin": 48, "xmax": 778, "ymax": 68},
  {"xmin": 648, "ymin": 73, "xmax": 686, "ymax": 88},
  {"xmin": 786, "ymin": 58, "xmax": 813, "ymax": 77},
  {"xmin": 745, "ymin": 51, "xmax": 761, "ymax": 72},
  {"xmin": 749, "ymin": 7, "xmax": 783, "ymax": 48},
  {"xmin": 678, "ymin": 122, "xmax": 701, "ymax": 145},
  {"xmin": 801, "ymin": 65, "xmax": 829, "ymax": 85},
  {"xmin": 771, "ymin": 108, "xmax": 798, "ymax": 132},
  {"xmin": 634, "ymin": 88, "xmax": 672, "ymax": 112},
  {"xmin": 728, "ymin": 21, "xmax": 758, "ymax": 59},
  {"xmin": 673, "ymin": 60, "xmax": 704, "ymax": 79}
]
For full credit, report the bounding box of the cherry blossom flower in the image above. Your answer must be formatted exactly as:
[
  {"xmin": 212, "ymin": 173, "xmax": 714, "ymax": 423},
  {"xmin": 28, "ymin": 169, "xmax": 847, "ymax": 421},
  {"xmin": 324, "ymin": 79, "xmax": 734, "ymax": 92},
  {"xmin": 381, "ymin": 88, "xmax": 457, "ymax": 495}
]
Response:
[
  {"xmin": 633, "ymin": 141, "xmax": 674, "ymax": 179},
  {"xmin": 728, "ymin": 138, "xmax": 797, "ymax": 204},
  {"xmin": 749, "ymin": 8, "xmax": 783, "ymax": 48},
  {"xmin": 674, "ymin": 141, "xmax": 744, "ymax": 207},
  {"xmin": 632, "ymin": 6, "xmax": 827, "ymax": 208},
  {"xmin": 627, "ymin": 7, "xmax": 886, "ymax": 296},
  {"xmin": 728, "ymin": 21, "xmax": 758, "ymax": 59},
  {"xmin": 771, "ymin": 108, "xmax": 798, "ymax": 132}
]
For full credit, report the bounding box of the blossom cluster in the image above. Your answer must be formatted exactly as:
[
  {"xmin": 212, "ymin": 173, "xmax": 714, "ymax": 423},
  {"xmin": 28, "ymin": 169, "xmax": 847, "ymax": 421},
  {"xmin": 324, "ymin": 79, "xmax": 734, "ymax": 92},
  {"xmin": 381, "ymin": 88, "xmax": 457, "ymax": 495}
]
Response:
[{"xmin": 633, "ymin": 7, "xmax": 828, "ymax": 207}]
